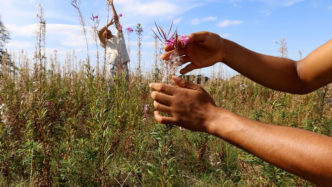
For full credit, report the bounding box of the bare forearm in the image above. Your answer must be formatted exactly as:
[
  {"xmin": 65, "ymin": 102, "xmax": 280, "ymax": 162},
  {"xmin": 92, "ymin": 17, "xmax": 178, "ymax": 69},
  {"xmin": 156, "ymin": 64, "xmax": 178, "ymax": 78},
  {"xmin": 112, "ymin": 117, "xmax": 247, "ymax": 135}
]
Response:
[
  {"xmin": 208, "ymin": 107, "xmax": 332, "ymax": 186},
  {"xmin": 109, "ymin": 3, "xmax": 120, "ymax": 27},
  {"xmin": 98, "ymin": 20, "xmax": 113, "ymax": 34},
  {"xmin": 222, "ymin": 39, "xmax": 311, "ymax": 94}
]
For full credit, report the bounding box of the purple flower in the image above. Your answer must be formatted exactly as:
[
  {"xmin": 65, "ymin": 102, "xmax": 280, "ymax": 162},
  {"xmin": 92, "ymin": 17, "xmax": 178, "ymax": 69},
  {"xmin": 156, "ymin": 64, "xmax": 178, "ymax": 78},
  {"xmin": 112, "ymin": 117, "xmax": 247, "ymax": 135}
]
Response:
[
  {"xmin": 119, "ymin": 13, "xmax": 123, "ymax": 17},
  {"xmin": 45, "ymin": 102, "xmax": 51, "ymax": 106}
]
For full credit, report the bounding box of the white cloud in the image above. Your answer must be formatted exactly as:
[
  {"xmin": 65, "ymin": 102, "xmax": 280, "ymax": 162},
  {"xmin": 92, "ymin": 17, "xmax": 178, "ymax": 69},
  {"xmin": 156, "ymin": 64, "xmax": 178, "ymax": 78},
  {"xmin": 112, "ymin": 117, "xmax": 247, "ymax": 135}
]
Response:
[
  {"xmin": 191, "ymin": 16, "xmax": 217, "ymax": 25},
  {"xmin": 6, "ymin": 23, "xmax": 90, "ymax": 50},
  {"xmin": 7, "ymin": 41, "xmax": 34, "ymax": 49},
  {"xmin": 217, "ymin": 19, "xmax": 242, "ymax": 28},
  {"xmin": 6, "ymin": 24, "xmax": 37, "ymax": 37}
]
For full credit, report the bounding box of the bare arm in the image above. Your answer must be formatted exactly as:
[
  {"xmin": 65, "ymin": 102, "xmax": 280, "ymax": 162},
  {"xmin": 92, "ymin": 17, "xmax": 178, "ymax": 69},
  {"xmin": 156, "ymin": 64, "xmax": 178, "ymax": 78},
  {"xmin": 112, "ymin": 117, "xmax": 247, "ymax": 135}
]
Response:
[
  {"xmin": 150, "ymin": 77, "xmax": 332, "ymax": 186},
  {"xmin": 162, "ymin": 32, "xmax": 332, "ymax": 94},
  {"xmin": 222, "ymin": 38, "xmax": 332, "ymax": 94},
  {"xmin": 210, "ymin": 108, "xmax": 332, "ymax": 186},
  {"xmin": 108, "ymin": 0, "xmax": 122, "ymax": 33},
  {"xmin": 98, "ymin": 19, "xmax": 114, "ymax": 48}
]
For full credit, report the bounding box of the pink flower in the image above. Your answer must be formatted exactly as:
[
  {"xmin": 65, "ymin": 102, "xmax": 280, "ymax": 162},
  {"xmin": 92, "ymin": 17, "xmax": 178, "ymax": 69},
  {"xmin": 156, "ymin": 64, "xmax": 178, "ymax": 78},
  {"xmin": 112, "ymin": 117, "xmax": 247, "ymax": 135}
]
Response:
[
  {"xmin": 45, "ymin": 102, "xmax": 51, "ymax": 106},
  {"xmin": 167, "ymin": 37, "xmax": 175, "ymax": 46},
  {"xmin": 126, "ymin": 27, "xmax": 134, "ymax": 32},
  {"xmin": 119, "ymin": 13, "xmax": 123, "ymax": 17},
  {"xmin": 181, "ymin": 34, "xmax": 189, "ymax": 46},
  {"xmin": 92, "ymin": 14, "xmax": 99, "ymax": 21},
  {"xmin": 178, "ymin": 34, "xmax": 189, "ymax": 47}
]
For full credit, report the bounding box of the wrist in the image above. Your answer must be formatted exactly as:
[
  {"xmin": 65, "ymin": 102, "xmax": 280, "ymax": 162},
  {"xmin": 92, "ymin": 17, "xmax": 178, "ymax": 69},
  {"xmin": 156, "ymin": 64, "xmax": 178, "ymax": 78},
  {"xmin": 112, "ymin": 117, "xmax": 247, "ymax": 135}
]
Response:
[
  {"xmin": 217, "ymin": 35, "xmax": 227, "ymax": 63},
  {"xmin": 204, "ymin": 106, "xmax": 238, "ymax": 139},
  {"xmin": 204, "ymin": 105, "xmax": 224, "ymax": 135},
  {"xmin": 220, "ymin": 38, "xmax": 233, "ymax": 65}
]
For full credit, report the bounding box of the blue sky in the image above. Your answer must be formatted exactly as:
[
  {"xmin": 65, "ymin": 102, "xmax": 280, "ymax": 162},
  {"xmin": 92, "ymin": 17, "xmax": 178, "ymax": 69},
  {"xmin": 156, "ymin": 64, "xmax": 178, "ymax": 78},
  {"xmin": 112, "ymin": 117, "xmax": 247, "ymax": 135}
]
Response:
[{"xmin": 1, "ymin": 0, "xmax": 332, "ymax": 77}]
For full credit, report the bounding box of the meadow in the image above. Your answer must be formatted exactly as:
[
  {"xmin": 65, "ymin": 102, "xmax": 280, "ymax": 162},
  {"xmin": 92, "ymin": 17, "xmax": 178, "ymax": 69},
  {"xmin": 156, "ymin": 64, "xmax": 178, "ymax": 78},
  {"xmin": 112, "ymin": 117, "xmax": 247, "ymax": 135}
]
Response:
[{"xmin": 0, "ymin": 4, "xmax": 331, "ymax": 187}]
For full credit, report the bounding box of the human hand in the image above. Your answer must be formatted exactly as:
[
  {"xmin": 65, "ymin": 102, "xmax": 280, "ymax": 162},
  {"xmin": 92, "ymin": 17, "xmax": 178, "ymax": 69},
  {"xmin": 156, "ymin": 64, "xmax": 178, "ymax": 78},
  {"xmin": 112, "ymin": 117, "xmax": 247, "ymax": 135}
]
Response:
[
  {"xmin": 107, "ymin": 18, "xmax": 114, "ymax": 27},
  {"xmin": 150, "ymin": 76, "xmax": 218, "ymax": 133},
  {"xmin": 162, "ymin": 31, "xmax": 225, "ymax": 74}
]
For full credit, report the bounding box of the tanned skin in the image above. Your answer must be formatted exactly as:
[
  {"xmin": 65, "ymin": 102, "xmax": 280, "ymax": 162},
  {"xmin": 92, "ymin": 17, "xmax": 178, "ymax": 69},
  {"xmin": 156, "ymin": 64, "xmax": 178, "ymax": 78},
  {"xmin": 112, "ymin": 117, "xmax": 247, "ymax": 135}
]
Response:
[{"xmin": 150, "ymin": 31, "xmax": 332, "ymax": 186}]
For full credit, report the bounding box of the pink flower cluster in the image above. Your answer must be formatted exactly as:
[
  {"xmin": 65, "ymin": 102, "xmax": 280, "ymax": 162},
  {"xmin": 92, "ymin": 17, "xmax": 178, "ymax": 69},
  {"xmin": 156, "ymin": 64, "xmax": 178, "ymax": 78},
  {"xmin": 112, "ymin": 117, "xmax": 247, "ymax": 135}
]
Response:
[
  {"xmin": 92, "ymin": 14, "xmax": 99, "ymax": 21},
  {"xmin": 126, "ymin": 27, "xmax": 134, "ymax": 32},
  {"xmin": 166, "ymin": 34, "xmax": 189, "ymax": 47}
]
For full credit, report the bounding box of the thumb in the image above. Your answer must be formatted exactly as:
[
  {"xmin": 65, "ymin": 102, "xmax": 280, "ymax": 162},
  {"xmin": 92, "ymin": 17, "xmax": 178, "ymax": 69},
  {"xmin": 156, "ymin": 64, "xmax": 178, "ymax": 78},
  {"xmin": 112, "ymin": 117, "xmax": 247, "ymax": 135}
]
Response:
[
  {"xmin": 180, "ymin": 63, "xmax": 197, "ymax": 74},
  {"xmin": 172, "ymin": 76, "xmax": 201, "ymax": 90}
]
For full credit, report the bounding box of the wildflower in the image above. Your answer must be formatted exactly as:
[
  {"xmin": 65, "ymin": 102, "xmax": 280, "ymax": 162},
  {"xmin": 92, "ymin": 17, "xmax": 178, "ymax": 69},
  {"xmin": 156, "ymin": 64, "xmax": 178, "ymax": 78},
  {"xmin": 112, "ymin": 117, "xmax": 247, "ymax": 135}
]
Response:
[
  {"xmin": 45, "ymin": 102, "xmax": 51, "ymax": 106},
  {"xmin": 119, "ymin": 13, "xmax": 123, "ymax": 17},
  {"xmin": 126, "ymin": 27, "xmax": 134, "ymax": 33},
  {"xmin": 167, "ymin": 37, "xmax": 175, "ymax": 46},
  {"xmin": 179, "ymin": 34, "xmax": 189, "ymax": 46},
  {"xmin": 92, "ymin": 14, "xmax": 99, "ymax": 21}
]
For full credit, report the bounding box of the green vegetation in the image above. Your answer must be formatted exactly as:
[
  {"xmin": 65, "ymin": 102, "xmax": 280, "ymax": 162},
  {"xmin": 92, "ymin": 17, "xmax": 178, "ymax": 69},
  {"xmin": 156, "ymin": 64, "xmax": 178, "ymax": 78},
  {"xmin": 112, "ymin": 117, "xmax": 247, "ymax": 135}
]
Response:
[{"xmin": 1, "ymin": 61, "xmax": 330, "ymax": 186}]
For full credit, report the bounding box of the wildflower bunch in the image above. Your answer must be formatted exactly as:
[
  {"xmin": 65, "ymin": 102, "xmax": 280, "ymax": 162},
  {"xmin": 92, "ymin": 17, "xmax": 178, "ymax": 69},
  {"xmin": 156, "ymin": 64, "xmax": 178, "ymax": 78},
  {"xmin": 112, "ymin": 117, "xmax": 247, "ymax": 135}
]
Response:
[{"xmin": 153, "ymin": 21, "xmax": 188, "ymax": 83}]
